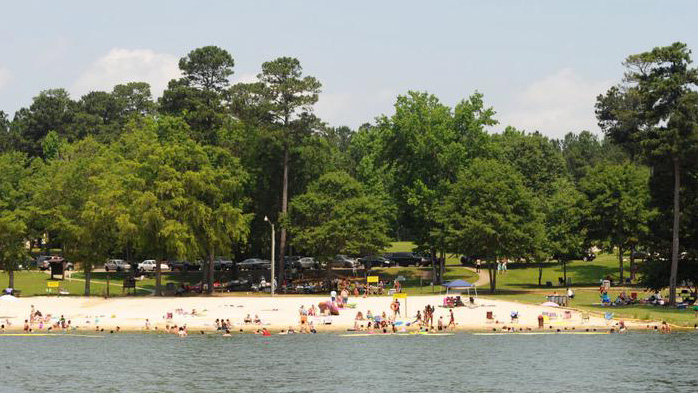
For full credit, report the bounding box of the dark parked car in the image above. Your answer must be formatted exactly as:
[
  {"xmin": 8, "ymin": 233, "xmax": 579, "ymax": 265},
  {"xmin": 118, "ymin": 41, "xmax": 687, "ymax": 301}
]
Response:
[
  {"xmin": 237, "ymin": 258, "xmax": 271, "ymax": 270},
  {"xmin": 284, "ymin": 256, "xmax": 301, "ymax": 269},
  {"xmin": 384, "ymin": 252, "xmax": 429, "ymax": 267},
  {"xmin": 169, "ymin": 260, "xmax": 202, "ymax": 272},
  {"xmin": 213, "ymin": 257, "xmax": 234, "ymax": 271},
  {"xmin": 38, "ymin": 256, "xmax": 74, "ymax": 271},
  {"xmin": 358, "ymin": 255, "xmax": 392, "ymax": 269}
]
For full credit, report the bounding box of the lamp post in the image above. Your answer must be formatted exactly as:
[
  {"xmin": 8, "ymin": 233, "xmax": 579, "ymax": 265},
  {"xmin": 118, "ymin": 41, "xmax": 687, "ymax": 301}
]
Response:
[{"xmin": 264, "ymin": 216, "xmax": 275, "ymax": 297}]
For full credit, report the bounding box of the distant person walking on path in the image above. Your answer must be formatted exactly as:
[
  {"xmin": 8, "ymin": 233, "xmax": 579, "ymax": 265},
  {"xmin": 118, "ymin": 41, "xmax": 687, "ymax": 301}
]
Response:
[{"xmin": 475, "ymin": 259, "xmax": 481, "ymax": 273}]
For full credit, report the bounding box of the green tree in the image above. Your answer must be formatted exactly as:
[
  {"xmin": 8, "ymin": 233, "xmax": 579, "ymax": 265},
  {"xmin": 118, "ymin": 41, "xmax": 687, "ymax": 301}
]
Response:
[
  {"xmin": 10, "ymin": 89, "xmax": 77, "ymax": 157},
  {"xmin": 493, "ymin": 127, "xmax": 566, "ymax": 197},
  {"xmin": 580, "ymin": 163, "xmax": 652, "ymax": 284},
  {"xmin": 546, "ymin": 178, "xmax": 587, "ymax": 285},
  {"xmin": 112, "ymin": 82, "xmax": 156, "ymax": 117},
  {"xmin": 438, "ymin": 158, "xmax": 545, "ymax": 293},
  {"xmin": 0, "ymin": 152, "xmax": 34, "ymax": 288},
  {"xmin": 596, "ymin": 42, "xmax": 698, "ymax": 303},
  {"xmin": 288, "ymin": 171, "xmax": 390, "ymax": 267},
  {"xmin": 231, "ymin": 57, "xmax": 321, "ymax": 282},
  {"xmin": 33, "ymin": 137, "xmax": 108, "ymax": 294},
  {"xmin": 160, "ymin": 46, "xmax": 235, "ymax": 144}
]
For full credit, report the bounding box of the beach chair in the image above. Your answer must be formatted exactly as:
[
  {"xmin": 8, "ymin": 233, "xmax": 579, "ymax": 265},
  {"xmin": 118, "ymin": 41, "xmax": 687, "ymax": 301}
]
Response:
[
  {"xmin": 581, "ymin": 312, "xmax": 590, "ymax": 323},
  {"xmin": 486, "ymin": 311, "xmax": 495, "ymax": 323},
  {"xmin": 564, "ymin": 311, "xmax": 572, "ymax": 319},
  {"xmin": 604, "ymin": 312, "xmax": 613, "ymax": 325},
  {"xmin": 510, "ymin": 311, "xmax": 519, "ymax": 323}
]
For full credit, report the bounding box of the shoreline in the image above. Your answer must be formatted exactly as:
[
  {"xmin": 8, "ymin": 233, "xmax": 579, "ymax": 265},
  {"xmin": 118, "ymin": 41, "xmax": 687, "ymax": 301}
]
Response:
[{"xmin": 0, "ymin": 294, "xmax": 673, "ymax": 335}]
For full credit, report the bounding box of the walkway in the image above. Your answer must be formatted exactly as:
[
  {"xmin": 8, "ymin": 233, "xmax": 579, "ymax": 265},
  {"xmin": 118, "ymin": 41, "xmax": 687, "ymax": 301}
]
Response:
[{"xmin": 463, "ymin": 266, "xmax": 490, "ymax": 287}]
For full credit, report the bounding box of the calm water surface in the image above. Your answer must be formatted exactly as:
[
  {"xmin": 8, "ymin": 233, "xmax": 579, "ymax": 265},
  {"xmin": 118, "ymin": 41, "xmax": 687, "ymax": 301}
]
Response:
[{"xmin": 1, "ymin": 332, "xmax": 696, "ymax": 393}]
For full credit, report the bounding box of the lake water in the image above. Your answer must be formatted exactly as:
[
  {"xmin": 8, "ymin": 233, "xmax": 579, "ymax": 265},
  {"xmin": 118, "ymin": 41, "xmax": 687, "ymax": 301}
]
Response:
[{"xmin": 1, "ymin": 332, "xmax": 696, "ymax": 393}]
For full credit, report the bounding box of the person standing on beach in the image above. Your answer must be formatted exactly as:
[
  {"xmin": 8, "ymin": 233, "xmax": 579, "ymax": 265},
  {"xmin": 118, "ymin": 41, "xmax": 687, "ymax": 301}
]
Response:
[
  {"xmin": 448, "ymin": 309, "xmax": 456, "ymax": 330},
  {"xmin": 391, "ymin": 299, "xmax": 400, "ymax": 320}
]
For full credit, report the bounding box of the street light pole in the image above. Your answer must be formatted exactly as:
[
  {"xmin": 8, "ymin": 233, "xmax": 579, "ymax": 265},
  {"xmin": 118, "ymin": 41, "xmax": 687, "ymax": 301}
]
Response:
[{"xmin": 264, "ymin": 216, "xmax": 275, "ymax": 297}]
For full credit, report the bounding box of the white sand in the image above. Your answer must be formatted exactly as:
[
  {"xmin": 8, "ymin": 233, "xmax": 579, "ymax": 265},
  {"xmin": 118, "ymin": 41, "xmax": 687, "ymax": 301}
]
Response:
[{"xmin": 0, "ymin": 293, "xmax": 652, "ymax": 333}]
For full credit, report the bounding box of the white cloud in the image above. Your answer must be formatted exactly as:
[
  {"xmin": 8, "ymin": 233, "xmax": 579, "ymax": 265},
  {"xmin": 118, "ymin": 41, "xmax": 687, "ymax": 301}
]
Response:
[
  {"xmin": 498, "ymin": 68, "xmax": 612, "ymax": 139},
  {"xmin": 72, "ymin": 48, "xmax": 180, "ymax": 98},
  {"xmin": 0, "ymin": 67, "xmax": 11, "ymax": 90}
]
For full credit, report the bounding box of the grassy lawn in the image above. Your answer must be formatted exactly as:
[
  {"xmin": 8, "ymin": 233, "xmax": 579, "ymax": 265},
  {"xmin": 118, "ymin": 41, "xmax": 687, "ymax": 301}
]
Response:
[
  {"xmin": 383, "ymin": 241, "xmax": 416, "ymax": 253},
  {"xmin": 0, "ymin": 271, "xmax": 149, "ymax": 296},
  {"xmin": 492, "ymin": 252, "xmax": 628, "ymax": 290},
  {"xmin": 368, "ymin": 265, "xmax": 478, "ymax": 295}
]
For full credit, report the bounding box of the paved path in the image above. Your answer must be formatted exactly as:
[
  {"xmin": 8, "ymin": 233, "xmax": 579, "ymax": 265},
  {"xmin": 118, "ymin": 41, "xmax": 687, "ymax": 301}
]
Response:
[{"xmin": 463, "ymin": 266, "xmax": 490, "ymax": 287}]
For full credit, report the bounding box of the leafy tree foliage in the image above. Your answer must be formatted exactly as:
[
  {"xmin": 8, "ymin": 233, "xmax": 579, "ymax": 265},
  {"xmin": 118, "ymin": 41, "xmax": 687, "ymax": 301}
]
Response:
[
  {"xmin": 546, "ymin": 178, "xmax": 588, "ymax": 284},
  {"xmin": 580, "ymin": 163, "xmax": 652, "ymax": 284},
  {"xmin": 230, "ymin": 57, "xmax": 322, "ymax": 281},
  {"xmin": 288, "ymin": 171, "xmax": 390, "ymax": 263},
  {"xmin": 438, "ymin": 158, "xmax": 545, "ymax": 292},
  {"xmin": 596, "ymin": 42, "xmax": 698, "ymax": 303}
]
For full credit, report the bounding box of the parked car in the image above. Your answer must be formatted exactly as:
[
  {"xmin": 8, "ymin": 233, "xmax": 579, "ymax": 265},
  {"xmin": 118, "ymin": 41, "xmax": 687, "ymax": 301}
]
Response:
[
  {"xmin": 358, "ymin": 255, "xmax": 392, "ymax": 269},
  {"xmin": 37, "ymin": 256, "xmax": 55, "ymax": 271},
  {"xmin": 38, "ymin": 256, "xmax": 74, "ymax": 271},
  {"xmin": 284, "ymin": 256, "xmax": 301, "ymax": 269},
  {"xmin": 138, "ymin": 259, "xmax": 170, "ymax": 272},
  {"xmin": 331, "ymin": 254, "xmax": 359, "ymax": 268},
  {"xmin": 294, "ymin": 257, "xmax": 319, "ymax": 269},
  {"xmin": 237, "ymin": 258, "xmax": 271, "ymax": 270},
  {"xmin": 168, "ymin": 260, "xmax": 201, "ymax": 272},
  {"xmin": 384, "ymin": 252, "xmax": 429, "ymax": 267},
  {"xmin": 213, "ymin": 257, "xmax": 234, "ymax": 271},
  {"xmin": 105, "ymin": 259, "xmax": 131, "ymax": 272}
]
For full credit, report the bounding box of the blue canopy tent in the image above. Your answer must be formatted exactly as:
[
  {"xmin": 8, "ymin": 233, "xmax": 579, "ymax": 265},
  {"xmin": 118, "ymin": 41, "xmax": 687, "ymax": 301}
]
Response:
[{"xmin": 442, "ymin": 279, "xmax": 478, "ymax": 298}]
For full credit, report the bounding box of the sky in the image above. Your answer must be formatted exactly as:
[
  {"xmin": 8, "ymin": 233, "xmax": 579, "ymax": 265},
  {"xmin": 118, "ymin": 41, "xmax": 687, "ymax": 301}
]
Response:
[{"xmin": 1, "ymin": 0, "xmax": 697, "ymax": 139}]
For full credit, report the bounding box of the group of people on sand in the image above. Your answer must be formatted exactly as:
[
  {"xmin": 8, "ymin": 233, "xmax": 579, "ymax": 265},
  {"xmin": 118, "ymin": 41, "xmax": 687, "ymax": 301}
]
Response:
[
  {"xmin": 23, "ymin": 305, "xmax": 73, "ymax": 333},
  {"xmin": 349, "ymin": 301, "xmax": 457, "ymax": 334}
]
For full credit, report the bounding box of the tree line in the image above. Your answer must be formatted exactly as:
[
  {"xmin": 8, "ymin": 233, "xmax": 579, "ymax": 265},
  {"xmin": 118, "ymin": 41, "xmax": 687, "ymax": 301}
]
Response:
[{"xmin": 1, "ymin": 43, "xmax": 697, "ymax": 300}]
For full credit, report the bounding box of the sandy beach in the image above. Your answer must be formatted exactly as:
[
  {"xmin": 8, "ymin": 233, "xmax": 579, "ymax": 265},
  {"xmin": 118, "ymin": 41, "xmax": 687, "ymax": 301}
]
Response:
[{"xmin": 0, "ymin": 293, "xmax": 657, "ymax": 333}]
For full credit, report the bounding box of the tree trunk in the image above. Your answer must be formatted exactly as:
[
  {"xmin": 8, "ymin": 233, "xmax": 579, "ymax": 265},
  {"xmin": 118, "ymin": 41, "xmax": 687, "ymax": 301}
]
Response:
[
  {"xmin": 84, "ymin": 268, "xmax": 91, "ymax": 296},
  {"xmin": 488, "ymin": 259, "xmax": 497, "ymax": 294},
  {"xmin": 562, "ymin": 260, "xmax": 567, "ymax": 286},
  {"xmin": 430, "ymin": 246, "xmax": 437, "ymax": 285},
  {"xmin": 629, "ymin": 245, "xmax": 636, "ymax": 281},
  {"xmin": 278, "ymin": 146, "xmax": 289, "ymax": 284},
  {"xmin": 538, "ymin": 264, "xmax": 543, "ymax": 286},
  {"xmin": 438, "ymin": 250, "xmax": 445, "ymax": 285},
  {"xmin": 8, "ymin": 269, "xmax": 14, "ymax": 288},
  {"xmin": 155, "ymin": 260, "xmax": 162, "ymax": 296},
  {"xmin": 207, "ymin": 249, "xmax": 215, "ymax": 295},
  {"xmin": 618, "ymin": 245, "xmax": 625, "ymax": 286},
  {"xmin": 669, "ymin": 158, "xmax": 681, "ymax": 305}
]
